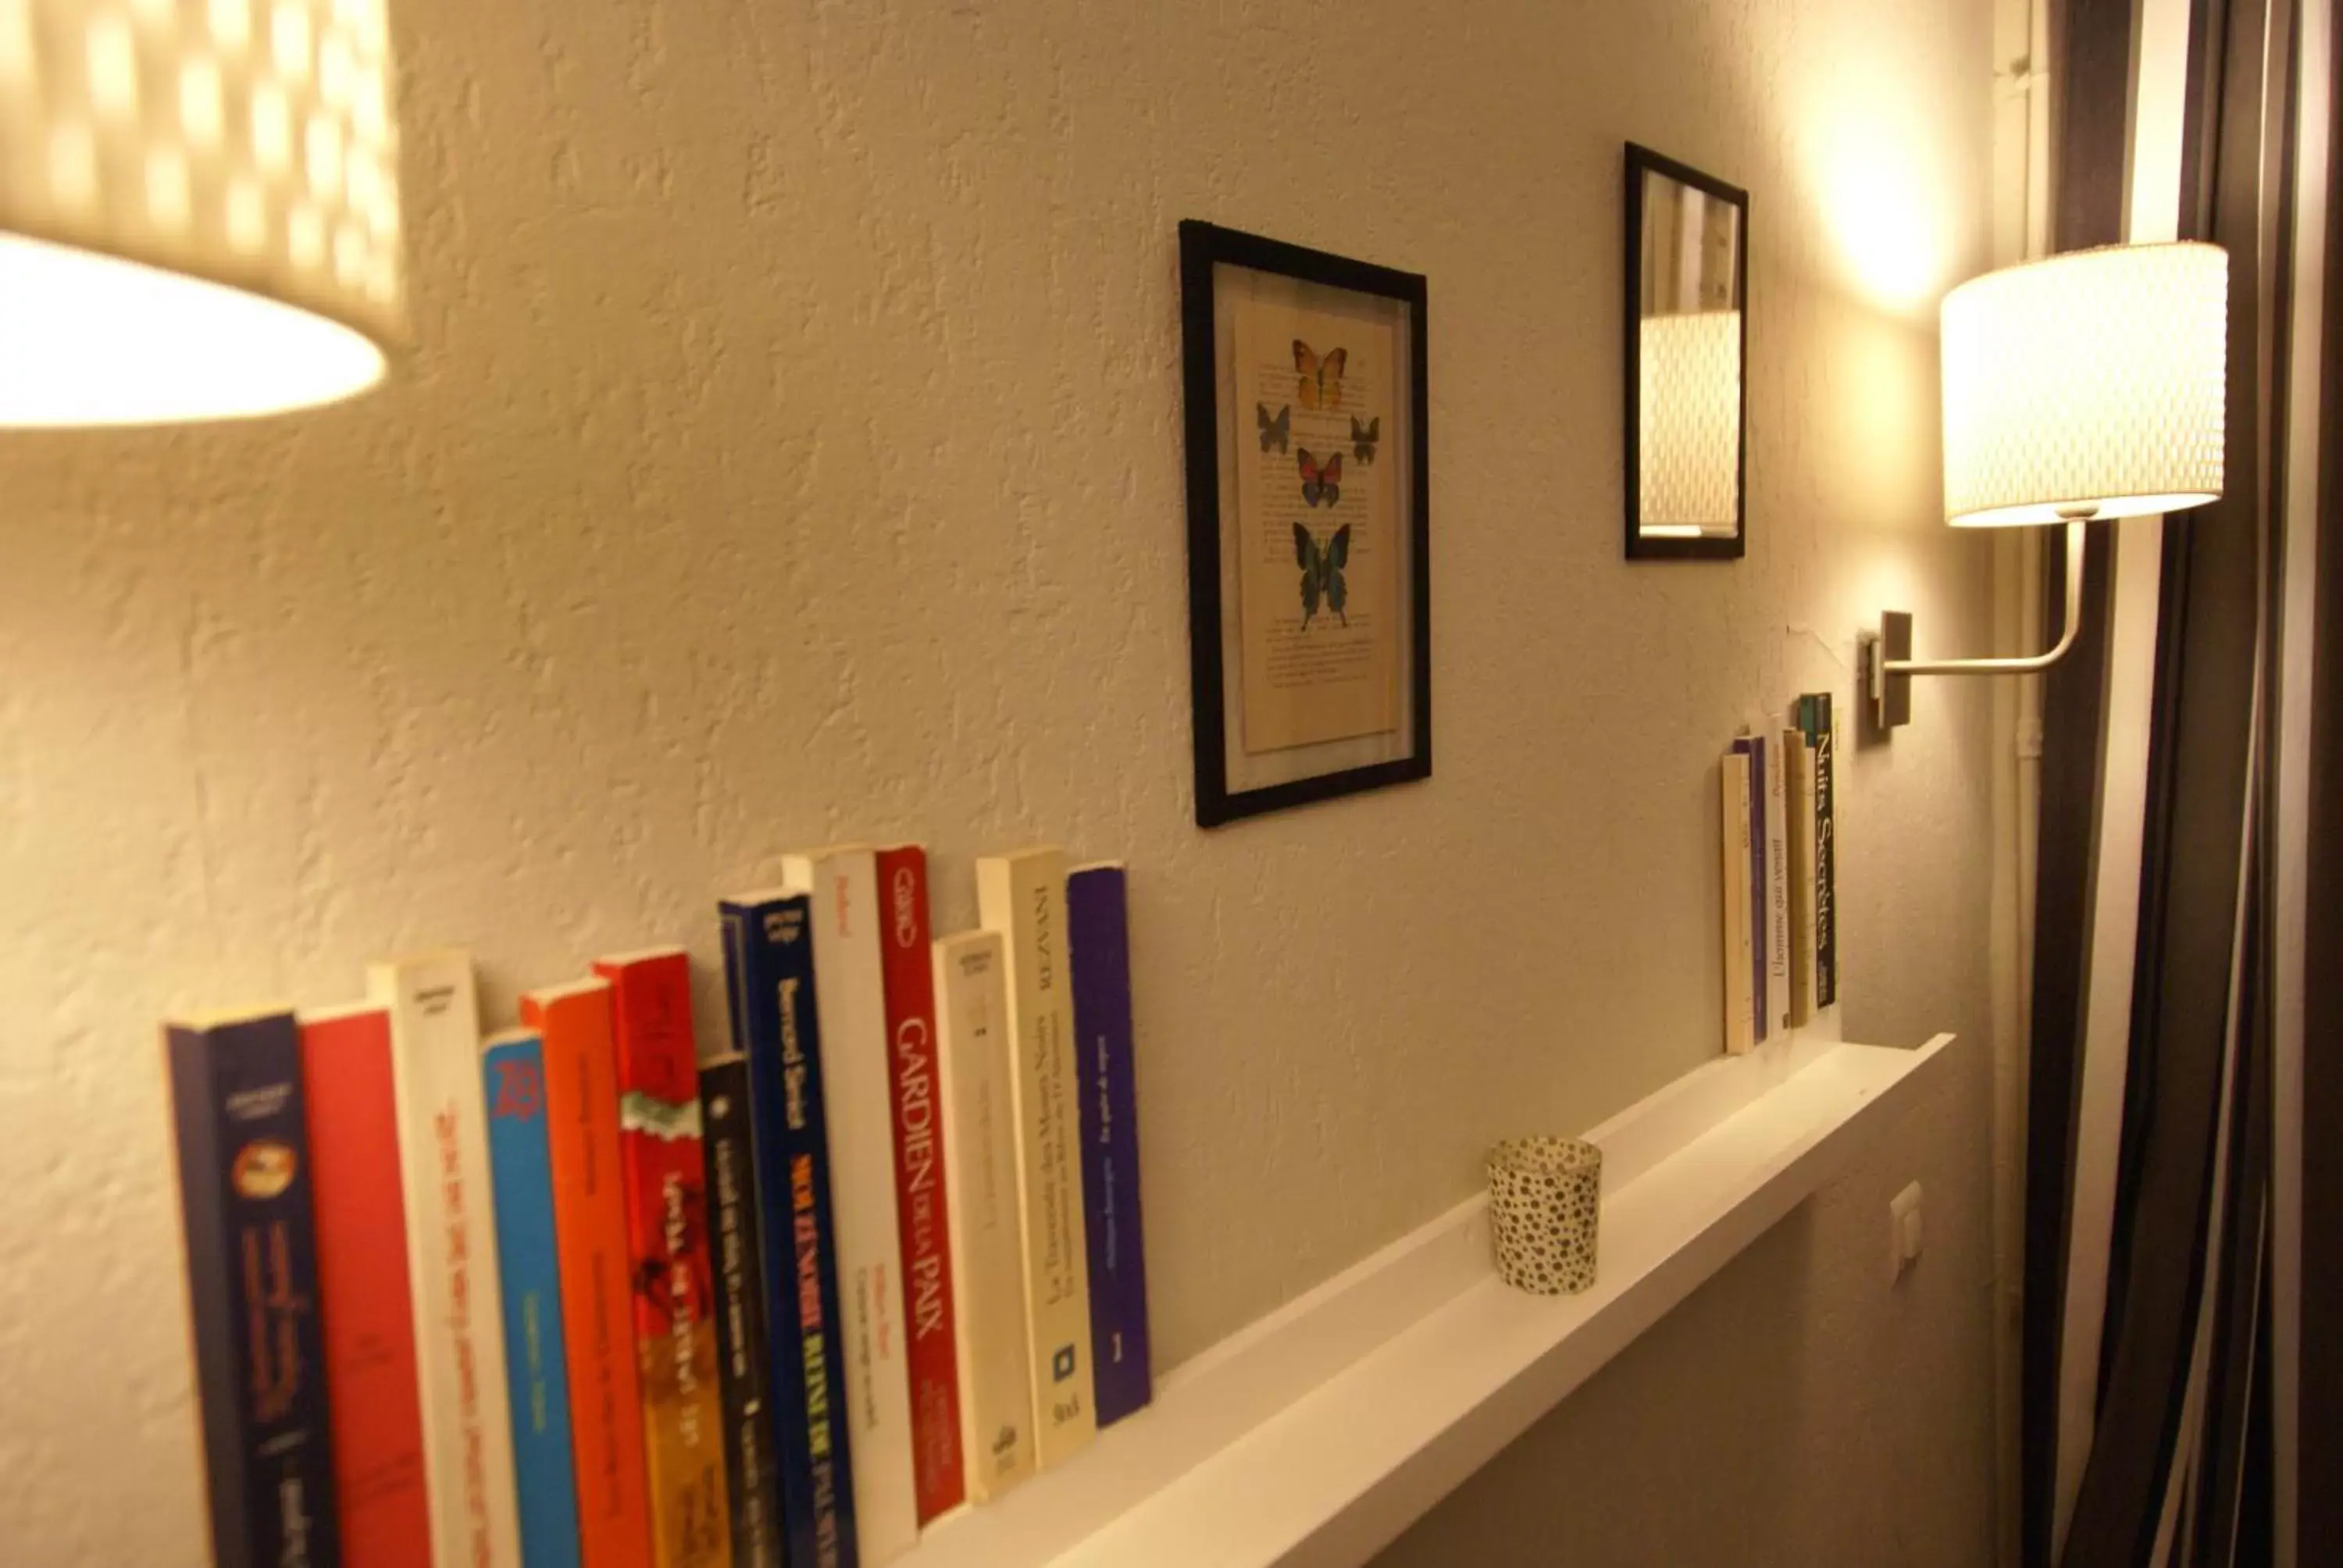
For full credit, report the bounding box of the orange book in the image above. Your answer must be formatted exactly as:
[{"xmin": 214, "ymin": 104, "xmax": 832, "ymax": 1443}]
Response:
[
  {"xmin": 523, "ymin": 978, "xmax": 654, "ymax": 1568},
  {"xmin": 298, "ymin": 1003, "xmax": 433, "ymax": 1568},
  {"xmin": 595, "ymin": 949, "xmax": 732, "ymax": 1568}
]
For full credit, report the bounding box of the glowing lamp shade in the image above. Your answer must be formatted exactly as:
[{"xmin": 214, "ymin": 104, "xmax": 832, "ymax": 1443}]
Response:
[
  {"xmin": 0, "ymin": 0, "xmax": 405, "ymax": 426},
  {"xmin": 1941, "ymin": 241, "xmax": 2227, "ymax": 527},
  {"xmin": 1638, "ymin": 308, "xmax": 1742, "ymax": 531}
]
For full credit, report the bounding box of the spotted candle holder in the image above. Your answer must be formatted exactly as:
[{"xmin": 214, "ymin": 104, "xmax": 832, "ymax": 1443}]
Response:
[{"xmin": 1486, "ymin": 1136, "xmax": 1603, "ymax": 1295}]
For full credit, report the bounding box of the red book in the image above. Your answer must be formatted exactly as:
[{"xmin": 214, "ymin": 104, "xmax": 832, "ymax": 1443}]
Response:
[
  {"xmin": 298, "ymin": 1003, "xmax": 433, "ymax": 1568},
  {"xmin": 876, "ymin": 846, "xmax": 966, "ymax": 1522},
  {"xmin": 594, "ymin": 949, "xmax": 732, "ymax": 1568},
  {"xmin": 523, "ymin": 978, "xmax": 654, "ymax": 1568}
]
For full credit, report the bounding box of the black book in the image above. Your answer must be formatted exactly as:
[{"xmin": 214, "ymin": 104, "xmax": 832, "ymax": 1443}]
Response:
[{"xmin": 701, "ymin": 1053, "xmax": 784, "ymax": 1568}]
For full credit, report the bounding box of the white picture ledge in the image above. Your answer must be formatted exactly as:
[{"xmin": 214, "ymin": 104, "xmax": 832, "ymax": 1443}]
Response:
[{"xmin": 901, "ymin": 1014, "xmax": 1958, "ymax": 1568}]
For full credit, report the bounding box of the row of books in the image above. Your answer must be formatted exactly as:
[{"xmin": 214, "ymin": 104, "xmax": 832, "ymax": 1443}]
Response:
[
  {"xmin": 166, "ymin": 843, "xmax": 1151, "ymax": 1568},
  {"xmin": 1717, "ymin": 694, "xmax": 1838, "ymax": 1053}
]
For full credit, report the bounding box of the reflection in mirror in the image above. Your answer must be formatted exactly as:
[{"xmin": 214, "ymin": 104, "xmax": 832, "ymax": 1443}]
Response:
[{"xmin": 1625, "ymin": 145, "xmax": 1747, "ymax": 559}]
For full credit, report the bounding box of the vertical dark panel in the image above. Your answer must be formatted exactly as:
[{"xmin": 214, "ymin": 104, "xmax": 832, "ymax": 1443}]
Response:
[
  {"xmin": 2302, "ymin": 1, "xmax": 2343, "ymax": 1535},
  {"xmin": 2063, "ymin": 0, "xmax": 2280, "ymax": 1552},
  {"xmin": 2021, "ymin": 5, "xmax": 2136, "ymax": 1564}
]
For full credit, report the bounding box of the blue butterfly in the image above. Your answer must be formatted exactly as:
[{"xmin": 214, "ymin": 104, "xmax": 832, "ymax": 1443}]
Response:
[
  {"xmin": 1294, "ymin": 522, "xmax": 1351, "ymax": 628},
  {"xmin": 1257, "ymin": 402, "xmax": 1291, "ymax": 453}
]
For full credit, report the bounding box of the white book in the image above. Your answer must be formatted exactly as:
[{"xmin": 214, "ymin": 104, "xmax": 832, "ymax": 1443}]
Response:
[
  {"xmin": 1763, "ymin": 731, "xmax": 1792, "ymax": 1032},
  {"xmin": 974, "ymin": 846, "xmax": 1097, "ymax": 1470},
  {"xmin": 930, "ymin": 929, "xmax": 1038, "ymax": 1503},
  {"xmin": 779, "ymin": 846, "xmax": 919, "ymax": 1564},
  {"xmin": 1721, "ymin": 754, "xmax": 1755, "ymax": 1056},
  {"xmin": 366, "ymin": 950, "xmax": 523, "ymax": 1568}
]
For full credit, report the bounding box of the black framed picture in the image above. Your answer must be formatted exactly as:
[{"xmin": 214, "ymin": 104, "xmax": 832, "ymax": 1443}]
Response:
[
  {"xmin": 1622, "ymin": 143, "xmax": 1748, "ymax": 561},
  {"xmin": 1177, "ymin": 219, "xmax": 1432, "ymax": 829}
]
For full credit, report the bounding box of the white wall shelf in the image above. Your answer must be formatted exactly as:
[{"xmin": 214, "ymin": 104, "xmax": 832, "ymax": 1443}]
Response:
[{"xmin": 900, "ymin": 1019, "xmax": 1957, "ymax": 1568}]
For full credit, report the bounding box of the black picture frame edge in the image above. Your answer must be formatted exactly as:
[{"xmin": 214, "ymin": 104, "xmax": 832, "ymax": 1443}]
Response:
[
  {"xmin": 1176, "ymin": 219, "xmax": 1434, "ymax": 829},
  {"xmin": 1621, "ymin": 141, "xmax": 1750, "ymax": 563}
]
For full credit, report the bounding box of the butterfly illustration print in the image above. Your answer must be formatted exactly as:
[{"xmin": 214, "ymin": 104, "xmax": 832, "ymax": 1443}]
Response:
[
  {"xmin": 1293, "ymin": 521, "xmax": 1352, "ymax": 628},
  {"xmin": 1293, "ymin": 340, "xmax": 1348, "ymax": 410},
  {"xmin": 1350, "ymin": 415, "xmax": 1380, "ymax": 464},
  {"xmin": 1297, "ymin": 447, "xmax": 1343, "ymax": 508},
  {"xmin": 1257, "ymin": 401, "xmax": 1291, "ymax": 453}
]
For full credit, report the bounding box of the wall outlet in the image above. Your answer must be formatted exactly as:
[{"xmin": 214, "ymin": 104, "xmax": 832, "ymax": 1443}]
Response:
[{"xmin": 1890, "ymin": 1181, "xmax": 1924, "ymax": 1280}]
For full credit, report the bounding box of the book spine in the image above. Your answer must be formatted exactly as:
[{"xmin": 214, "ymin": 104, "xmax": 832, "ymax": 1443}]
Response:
[
  {"xmin": 599, "ymin": 954, "xmax": 733, "ymax": 1568},
  {"xmin": 168, "ymin": 1014, "xmax": 342, "ymax": 1568},
  {"xmin": 931, "ymin": 932, "xmax": 1036, "ymax": 1503},
  {"xmin": 522, "ymin": 982, "xmax": 652, "ymax": 1568},
  {"xmin": 1065, "ymin": 866, "xmax": 1153, "ymax": 1428},
  {"xmin": 1764, "ymin": 729, "xmax": 1792, "ymax": 1034},
  {"xmin": 783, "ymin": 850, "xmax": 918, "ymax": 1563},
  {"xmin": 1813, "ymin": 694, "xmax": 1838, "ymax": 1008},
  {"xmin": 974, "ymin": 850, "xmax": 1097, "ymax": 1469},
  {"xmin": 1730, "ymin": 739, "xmax": 1763, "ymax": 1044},
  {"xmin": 1785, "ymin": 734, "xmax": 1817, "ymax": 1026},
  {"xmin": 699, "ymin": 1058, "xmax": 783, "ymax": 1568},
  {"xmin": 301, "ymin": 1008, "xmax": 431, "ymax": 1568},
  {"xmin": 373, "ymin": 954, "xmax": 525, "ymax": 1568},
  {"xmin": 1721, "ymin": 754, "xmax": 1755, "ymax": 1055},
  {"xmin": 873, "ymin": 847, "xmax": 966, "ymax": 1523},
  {"xmin": 484, "ymin": 1036, "xmax": 586, "ymax": 1568},
  {"xmin": 722, "ymin": 897, "xmax": 857, "ymax": 1568},
  {"xmin": 1746, "ymin": 739, "xmax": 1769, "ymax": 1041}
]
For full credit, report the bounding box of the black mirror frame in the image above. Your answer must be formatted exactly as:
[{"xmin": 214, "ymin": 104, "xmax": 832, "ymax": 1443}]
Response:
[{"xmin": 1623, "ymin": 142, "xmax": 1749, "ymax": 561}]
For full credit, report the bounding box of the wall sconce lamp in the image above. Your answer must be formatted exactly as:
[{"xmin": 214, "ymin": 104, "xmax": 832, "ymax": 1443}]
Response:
[
  {"xmin": 0, "ymin": 0, "xmax": 406, "ymax": 427},
  {"xmin": 1862, "ymin": 241, "xmax": 2229, "ymax": 728}
]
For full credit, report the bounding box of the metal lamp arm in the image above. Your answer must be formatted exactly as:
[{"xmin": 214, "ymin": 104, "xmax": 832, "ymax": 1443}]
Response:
[
  {"xmin": 1885, "ymin": 519, "xmax": 2086, "ymax": 675},
  {"xmin": 1865, "ymin": 519, "xmax": 2087, "ymax": 728}
]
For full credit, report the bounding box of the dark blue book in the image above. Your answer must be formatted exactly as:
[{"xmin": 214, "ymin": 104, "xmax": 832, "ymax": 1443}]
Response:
[
  {"xmin": 720, "ymin": 891, "xmax": 857, "ymax": 1568},
  {"xmin": 482, "ymin": 1031, "xmax": 583, "ymax": 1568},
  {"xmin": 1798, "ymin": 694, "xmax": 1839, "ymax": 1010},
  {"xmin": 701, "ymin": 1053, "xmax": 783, "ymax": 1568},
  {"xmin": 166, "ymin": 1009, "xmax": 343, "ymax": 1568},
  {"xmin": 1065, "ymin": 863, "xmax": 1154, "ymax": 1427}
]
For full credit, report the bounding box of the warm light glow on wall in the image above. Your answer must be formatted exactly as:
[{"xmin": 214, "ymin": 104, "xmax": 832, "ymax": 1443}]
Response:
[
  {"xmin": 1795, "ymin": 66, "xmax": 1962, "ymax": 314},
  {"xmin": 0, "ymin": 0, "xmax": 406, "ymax": 425},
  {"xmin": 1942, "ymin": 242, "xmax": 2227, "ymax": 526}
]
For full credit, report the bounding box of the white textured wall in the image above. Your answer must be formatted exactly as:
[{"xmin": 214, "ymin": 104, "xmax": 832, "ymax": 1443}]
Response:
[{"xmin": 0, "ymin": 0, "xmax": 1999, "ymax": 1559}]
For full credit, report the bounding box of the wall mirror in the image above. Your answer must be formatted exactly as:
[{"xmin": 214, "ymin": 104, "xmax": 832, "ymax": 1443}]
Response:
[{"xmin": 1624, "ymin": 144, "xmax": 1748, "ymax": 560}]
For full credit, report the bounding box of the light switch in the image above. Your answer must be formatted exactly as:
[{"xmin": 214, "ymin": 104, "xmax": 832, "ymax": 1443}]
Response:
[{"xmin": 1890, "ymin": 1181, "xmax": 1924, "ymax": 1279}]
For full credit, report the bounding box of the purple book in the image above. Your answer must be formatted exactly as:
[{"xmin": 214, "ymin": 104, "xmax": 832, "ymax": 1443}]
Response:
[{"xmin": 1066, "ymin": 863, "xmax": 1153, "ymax": 1427}]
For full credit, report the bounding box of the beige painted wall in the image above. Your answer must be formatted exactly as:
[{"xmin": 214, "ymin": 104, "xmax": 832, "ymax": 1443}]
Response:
[{"xmin": 0, "ymin": 0, "xmax": 1999, "ymax": 1559}]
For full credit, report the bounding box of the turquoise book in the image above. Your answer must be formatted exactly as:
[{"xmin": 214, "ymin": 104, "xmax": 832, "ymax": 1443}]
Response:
[{"xmin": 483, "ymin": 1030, "xmax": 585, "ymax": 1568}]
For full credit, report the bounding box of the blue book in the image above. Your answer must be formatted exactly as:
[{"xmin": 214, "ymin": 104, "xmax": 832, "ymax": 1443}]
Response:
[
  {"xmin": 165, "ymin": 1009, "xmax": 342, "ymax": 1568},
  {"xmin": 1065, "ymin": 863, "xmax": 1154, "ymax": 1427},
  {"xmin": 720, "ymin": 890, "xmax": 858, "ymax": 1568},
  {"xmin": 482, "ymin": 1031, "xmax": 583, "ymax": 1568}
]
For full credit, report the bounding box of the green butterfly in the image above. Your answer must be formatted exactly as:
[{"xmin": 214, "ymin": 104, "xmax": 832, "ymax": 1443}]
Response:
[{"xmin": 1293, "ymin": 521, "xmax": 1351, "ymax": 628}]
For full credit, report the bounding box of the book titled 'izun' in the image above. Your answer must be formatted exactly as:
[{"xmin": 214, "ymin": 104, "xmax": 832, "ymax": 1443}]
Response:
[{"xmin": 166, "ymin": 1007, "xmax": 342, "ymax": 1568}]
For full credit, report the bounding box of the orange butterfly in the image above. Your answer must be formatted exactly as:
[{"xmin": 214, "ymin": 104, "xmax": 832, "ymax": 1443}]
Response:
[{"xmin": 1293, "ymin": 340, "xmax": 1347, "ymax": 411}]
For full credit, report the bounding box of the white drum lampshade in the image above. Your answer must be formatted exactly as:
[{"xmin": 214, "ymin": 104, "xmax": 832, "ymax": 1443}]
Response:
[
  {"xmin": 1941, "ymin": 241, "xmax": 2227, "ymax": 527},
  {"xmin": 1638, "ymin": 308, "xmax": 1742, "ymax": 532},
  {"xmin": 0, "ymin": 0, "xmax": 405, "ymax": 426}
]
